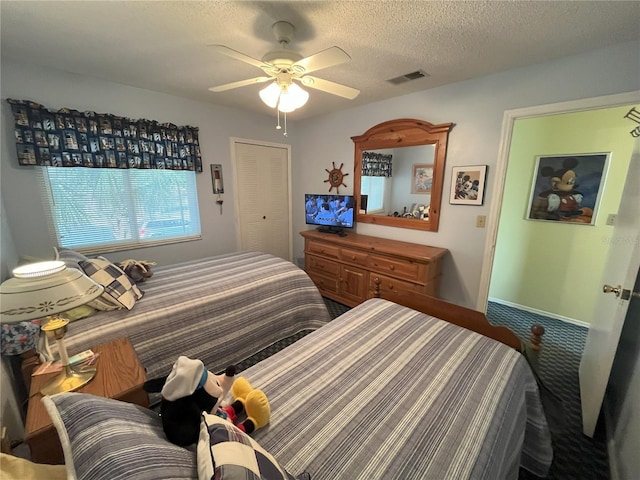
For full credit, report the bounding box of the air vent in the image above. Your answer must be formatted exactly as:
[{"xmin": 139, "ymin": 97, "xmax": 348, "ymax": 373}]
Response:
[{"xmin": 387, "ymin": 70, "xmax": 429, "ymax": 85}]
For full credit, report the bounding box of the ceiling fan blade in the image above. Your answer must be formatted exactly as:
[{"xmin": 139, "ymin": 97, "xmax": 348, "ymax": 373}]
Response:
[
  {"xmin": 208, "ymin": 76, "xmax": 272, "ymax": 92},
  {"xmin": 293, "ymin": 46, "xmax": 351, "ymax": 74},
  {"xmin": 299, "ymin": 76, "xmax": 360, "ymax": 99},
  {"xmin": 209, "ymin": 45, "xmax": 268, "ymax": 69}
]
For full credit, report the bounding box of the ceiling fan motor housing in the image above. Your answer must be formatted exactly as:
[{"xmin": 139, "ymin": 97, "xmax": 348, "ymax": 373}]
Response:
[
  {"xmin": 261, "ymin": 49, "xmax": 303, "ymax": 68},
  {"xmin": 261, "ymin": 21, "xmax": 304, "ymax": 72}
]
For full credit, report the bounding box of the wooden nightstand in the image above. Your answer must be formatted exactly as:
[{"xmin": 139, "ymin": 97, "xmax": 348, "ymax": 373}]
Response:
[{"xmin": 24, "ymin": 337, "xmax": 149, "ymax": 465}]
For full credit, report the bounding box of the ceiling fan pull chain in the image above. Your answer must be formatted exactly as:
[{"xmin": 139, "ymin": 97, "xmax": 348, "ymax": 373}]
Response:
[
  {"xmin": 276, "ymin": 108, "xmax": 282, "ymax": 130},
  {"xmin": 283, "ymin": 111, "xmax": 288, "ymax": 137}
]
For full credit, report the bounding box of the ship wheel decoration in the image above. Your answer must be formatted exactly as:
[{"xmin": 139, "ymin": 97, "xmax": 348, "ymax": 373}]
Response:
[{"xmin": 324, "ymin": 162, "xmax": 349, "ymax": 193}]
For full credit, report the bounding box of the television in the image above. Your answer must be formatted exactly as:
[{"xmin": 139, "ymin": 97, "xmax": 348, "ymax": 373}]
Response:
[{"xmin": 305, "ymin": 193, "xmax": 355, "ymax": 236}]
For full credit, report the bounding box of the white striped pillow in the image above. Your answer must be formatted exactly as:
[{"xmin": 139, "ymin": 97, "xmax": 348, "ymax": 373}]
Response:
[{"xmin": 43, "ymin": 393, "xmax": 197, "ymax": 480}]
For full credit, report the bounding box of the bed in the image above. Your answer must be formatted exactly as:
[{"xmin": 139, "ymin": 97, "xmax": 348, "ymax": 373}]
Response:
[
  {"xmin": 43, "ymin": 297, "xmax": 553, "ymax": 480},
  {"xmin": 29, "ymin": 251, "xmax": 331, "ymax": 387}
]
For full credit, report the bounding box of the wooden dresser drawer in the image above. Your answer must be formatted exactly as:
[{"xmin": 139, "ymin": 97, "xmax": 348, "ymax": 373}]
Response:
[
  {"xmin": 306, "ymin": 240, "xmax": 340, "ymax": 259},
  {"xmin": 307, "ymin": 270, "xmax": 340, "ymax": 294},
  {"xmin": 306, "ymin": 254, "xmax": 340, "ymax": 276},
  {"xmin": 369, "ymin": 273, "xmax": 425, "ymax": 302},
  {"xmin": 368, "ymin": 254, "xmax": 420, "ymax": 281},
  {"xmin": 340, "ymin": 247, "xmax": 369, "ymax": 268}
]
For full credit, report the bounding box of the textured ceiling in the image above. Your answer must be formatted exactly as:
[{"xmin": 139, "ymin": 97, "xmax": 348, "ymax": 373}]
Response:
[{"xmin": 2, "ymin": 1, "xmax": 639, "ymax": 120}]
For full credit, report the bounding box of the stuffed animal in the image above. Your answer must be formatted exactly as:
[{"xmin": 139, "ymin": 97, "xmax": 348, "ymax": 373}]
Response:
[
  {"xmin": 119, "ymin": 259, "xmax": 156, "ymax": 282},
  {"xmin": 143, "ymin": 356, "xmax": 270, "ymax": 446}
]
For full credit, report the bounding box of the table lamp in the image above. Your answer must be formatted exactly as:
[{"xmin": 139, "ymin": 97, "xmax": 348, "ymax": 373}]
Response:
[{"xmin": 0, "ymin": 260, "xmax": 104, "ymax": 395}]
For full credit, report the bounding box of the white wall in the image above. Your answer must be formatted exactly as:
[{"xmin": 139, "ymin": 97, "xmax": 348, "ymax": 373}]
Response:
[
  {"xmin": 0, "ymin": 59, "xmax": 287, "ymax": 266},
  {"xmin": 291, "ymin": 40, "xmax": 640, "ymax": 307}
]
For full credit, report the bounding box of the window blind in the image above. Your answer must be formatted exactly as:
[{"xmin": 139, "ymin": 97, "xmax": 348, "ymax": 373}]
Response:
[{"xmin": 41, "ymin": 167, "xmax": 201, "ymax": 252}]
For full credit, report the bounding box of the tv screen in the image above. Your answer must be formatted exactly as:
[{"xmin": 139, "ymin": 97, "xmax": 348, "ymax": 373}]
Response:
[{"xmin": 305, "ymin": 194, "xmax": 355, "ymax": 233}]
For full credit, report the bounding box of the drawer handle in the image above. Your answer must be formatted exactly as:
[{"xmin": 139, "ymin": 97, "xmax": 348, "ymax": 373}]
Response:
[
  {"xmin": 388, "ymin": 284, "xmax": 394, "ymax": 290},
  {"xmin": 389, "ymin": 265, "xmax": 395, "ymax": 271},
  {"xmin": 351, "ymin": 255, "xmax": 356, "ymax": 260}
]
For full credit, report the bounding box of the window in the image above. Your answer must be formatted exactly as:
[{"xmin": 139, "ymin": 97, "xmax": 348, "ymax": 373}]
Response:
[
  {"xmin": 360, "ymin": 176, "xmax": 387, "ymax": 213},
  {"xmin": 42, "ymin": 167, "xmax": 201, "ymax": 251}
]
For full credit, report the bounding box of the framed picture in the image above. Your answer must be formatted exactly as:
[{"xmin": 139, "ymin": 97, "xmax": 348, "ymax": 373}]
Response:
[
  {"xmin": 450, "ymin": 165, "xmax": 487, "ymax": 205},
  {"xmin": 211, "ymin": 164, "xmax": 224, "ymax": 193},
  {"xmin": 411, "ymin": 163, "xmax": 434, "ymax": 194},
  {"xmin": 527, "ymin": 153, "xmax": 609, "ymax": 225}
]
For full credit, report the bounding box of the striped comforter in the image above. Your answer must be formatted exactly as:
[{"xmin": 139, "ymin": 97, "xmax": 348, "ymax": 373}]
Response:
[
  {"xmin": 244, "ymin": 298, "xmax": 553, "ymax": 480},
  {"xmin": 62, "ymin": 251, "xmax": 331, "ymax": 382}
]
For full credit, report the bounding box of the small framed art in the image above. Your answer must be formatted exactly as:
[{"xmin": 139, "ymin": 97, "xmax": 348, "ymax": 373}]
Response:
[
  {"xmin": 450, "ymin": 165, "xmax": 487, "ymax": 205},
  {"xmin": 411, "ymin": 164, "xmax": 434, "ymax": 194},
  {"xmin": 211, "ymin": 164, "xmax": 224, "ymax": 194}
]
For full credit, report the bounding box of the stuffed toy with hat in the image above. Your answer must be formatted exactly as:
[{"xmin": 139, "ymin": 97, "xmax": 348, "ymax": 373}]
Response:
[{"xmin": 144, "ymin": 356, "xmax": 270, "ymax": 446}]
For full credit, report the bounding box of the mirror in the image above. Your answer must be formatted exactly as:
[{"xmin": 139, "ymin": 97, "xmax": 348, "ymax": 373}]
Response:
[{"xmin": 352, "ymin": 118, "xmax": 453, "ymax": 231}]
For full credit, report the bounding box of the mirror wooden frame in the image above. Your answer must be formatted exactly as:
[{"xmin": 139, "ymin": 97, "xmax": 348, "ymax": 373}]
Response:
[{"xmin": 352, "ymin": 118, "xmax": 454, "ymax": 231}]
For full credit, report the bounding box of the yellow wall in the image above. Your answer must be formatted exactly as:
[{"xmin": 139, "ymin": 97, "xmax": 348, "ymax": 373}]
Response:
[{"xmin": 489, "ymin": 106, "xmax": 635, "ymax": 323}]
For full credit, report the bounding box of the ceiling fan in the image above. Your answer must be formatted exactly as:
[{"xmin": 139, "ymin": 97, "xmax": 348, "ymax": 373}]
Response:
[{"xmin": 208, "ymin": 21, "xmax": 360, "ymax": 110}]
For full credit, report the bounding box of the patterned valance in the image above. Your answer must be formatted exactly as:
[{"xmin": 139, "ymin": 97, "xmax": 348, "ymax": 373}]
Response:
[
  {"xmin": 7, "ymin": 99, "xmax": 202, "ymax": 172},
  {"xmin": 362, "ymin": 151, "xmax": 392, "ymax": 177}
]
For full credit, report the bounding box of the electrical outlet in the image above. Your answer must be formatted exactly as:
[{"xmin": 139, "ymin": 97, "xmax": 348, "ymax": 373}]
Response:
[
  {"xmin": 606, "ymin": 214, "xmax": 617, "ymax": 226},
  {"xmin": 476, "ymin": 215, "xmax": 486, "ymax": 228}
]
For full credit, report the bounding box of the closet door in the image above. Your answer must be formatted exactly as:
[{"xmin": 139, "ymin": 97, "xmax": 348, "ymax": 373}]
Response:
[{"xmin": 233, "ymin": 140, "xmax": 291, "ymax": 261}]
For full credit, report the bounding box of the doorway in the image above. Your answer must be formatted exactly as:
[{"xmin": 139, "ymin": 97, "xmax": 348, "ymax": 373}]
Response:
[
  {"xmin": 231, "ymin": 138, "xmax": 292, "ymax": 261},
  {"xmin": 477, "ymin": 91, "xmax": 640, "ymax": 312}
]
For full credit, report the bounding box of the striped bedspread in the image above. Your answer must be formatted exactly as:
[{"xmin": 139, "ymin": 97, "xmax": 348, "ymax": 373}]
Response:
[
  {"xmin": 62, "ymin": 251, "xmax": 331, "ymax": 381},
  {"xmin": 244, "ymin": 298, "xmax": 553, "ymax": 480}
]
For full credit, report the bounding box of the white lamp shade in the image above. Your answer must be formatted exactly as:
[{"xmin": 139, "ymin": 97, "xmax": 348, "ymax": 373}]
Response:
[
  {"xmin": 259, "ymin": 82, "xmax": 309, "ymax": 113},
  {"xmin": 259, "ymin": 82, "xmax": 281, "ymax": 109},
  {"xmin": 0, "ymin": 261, "xmax": 104, "ymax": 323},
  {"xmin": 278, "ymin": 83, "xmax": 309, "ymax": 113}
]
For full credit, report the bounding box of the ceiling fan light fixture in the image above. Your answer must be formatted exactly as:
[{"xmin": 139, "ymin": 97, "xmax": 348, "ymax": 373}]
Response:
[
  {"xmin": 259, "ymin": 81, "xmax": 309, "ymax": 113},
  {"xmin": 259, "ymin": 82, "xmax": 281, "ymax": 108},
  {"xmin": 278, "ymin": 83, "xmax": 309, "ymax": 112}
]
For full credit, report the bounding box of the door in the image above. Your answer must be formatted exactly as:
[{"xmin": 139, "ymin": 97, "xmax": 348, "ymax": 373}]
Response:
[
  {"xmin": 579, "ymin": 139, "xmax": 640, "ymax": 437},
  {"xmin": 339, "ymin": 264, "xmax": 367, "ymax": 304},
  {"xmin": 233, "ymin": 140, "xmax": 291, "ymax": 261}
]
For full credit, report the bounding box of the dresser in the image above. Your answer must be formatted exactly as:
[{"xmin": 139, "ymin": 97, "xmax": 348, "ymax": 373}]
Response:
[{"xmin": 301, "ymin": 230, "xmax": 448, "ymax": 307}]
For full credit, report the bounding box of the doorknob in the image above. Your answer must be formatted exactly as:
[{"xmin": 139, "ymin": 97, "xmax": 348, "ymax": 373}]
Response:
[
  {"xmin": 604, "ymin": 284, "xmax": 640, "ymax": 301},
  {"xmin": 603, "ymin": 284, "xmax": 622, "ymax": 297}
]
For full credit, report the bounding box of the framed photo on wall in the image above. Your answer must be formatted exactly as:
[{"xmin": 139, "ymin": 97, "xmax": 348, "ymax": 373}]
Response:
[
  {"xmin": 527, "ymin": 153, "xmax": 609, "ymax": 225},
  {"xmin": 411, "ymin": 164, "xmax": 434, "ymax": 194},
  {"xmin": 450, "ymin": 165, "xmax": 487, "ymax": 205}
]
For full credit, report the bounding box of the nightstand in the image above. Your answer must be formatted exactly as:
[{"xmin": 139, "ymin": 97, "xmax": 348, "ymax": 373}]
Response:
[{"xmin": 24, "ymin": 337, "xmax": 149, "ymax": 464}]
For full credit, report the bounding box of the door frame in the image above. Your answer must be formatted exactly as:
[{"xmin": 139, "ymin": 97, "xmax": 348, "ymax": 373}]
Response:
[
  {"xmin": 230, "ymin": 137, "xmax": 293, "ymax": 260},
  {"xmin": 477, "ymin": 90, "xmax": 640, "ymax": 311}
]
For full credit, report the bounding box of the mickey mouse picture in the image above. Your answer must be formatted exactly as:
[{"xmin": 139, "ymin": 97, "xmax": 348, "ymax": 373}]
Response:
[{"xmin": 528, "ymin": 154, "xmax": 609, "ymax": 224}]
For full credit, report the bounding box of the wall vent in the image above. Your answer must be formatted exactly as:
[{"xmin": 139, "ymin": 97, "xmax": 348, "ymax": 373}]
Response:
[{"xmin": 387, "ymin": 70, "xmax": 429, "ymax": 85}]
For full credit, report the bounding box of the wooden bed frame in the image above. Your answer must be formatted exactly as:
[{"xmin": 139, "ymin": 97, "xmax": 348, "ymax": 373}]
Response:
[{"xmin": 370, "ymin": 278, "xmax": 545, "ymax": 354}]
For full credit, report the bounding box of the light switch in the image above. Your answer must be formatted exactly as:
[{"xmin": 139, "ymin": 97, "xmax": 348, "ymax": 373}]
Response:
[
  {"xmin": 476, "ymin": 215, "xmax": 486, "ymax": 228},
  {"xmin": 606, "ymin": 214, "xmax": 617, "ymax": 226}
]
